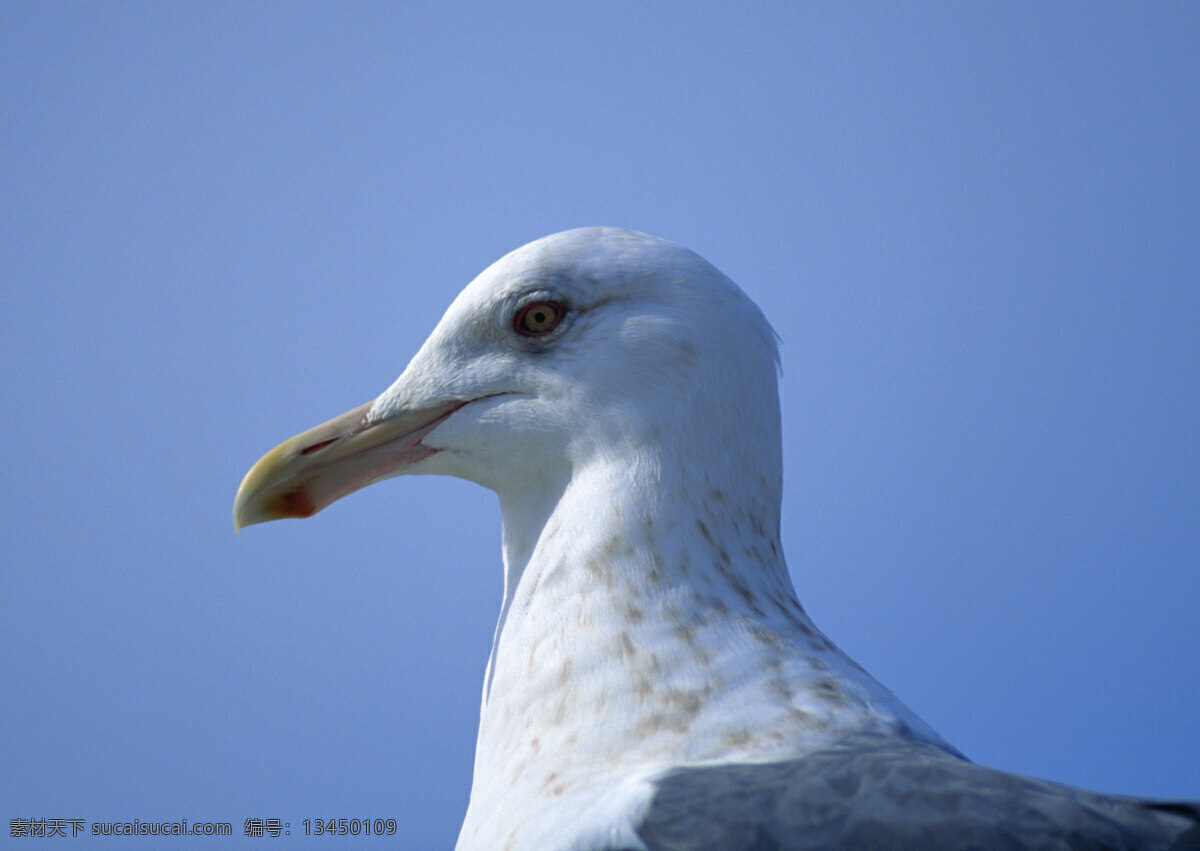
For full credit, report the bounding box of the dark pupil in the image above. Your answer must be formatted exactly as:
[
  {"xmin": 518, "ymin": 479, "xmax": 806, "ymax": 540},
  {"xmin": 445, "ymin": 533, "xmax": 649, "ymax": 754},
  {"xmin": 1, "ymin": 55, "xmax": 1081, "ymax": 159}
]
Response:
[{"xmin": 531, "ymin": 309, "xmax": 548, "ymax": 326}]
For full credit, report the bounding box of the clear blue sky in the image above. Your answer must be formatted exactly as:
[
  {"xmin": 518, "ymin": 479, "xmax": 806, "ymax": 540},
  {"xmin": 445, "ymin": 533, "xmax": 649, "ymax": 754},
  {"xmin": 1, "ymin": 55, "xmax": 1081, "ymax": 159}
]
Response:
[{"xmin": 3, "ymin": 3, "xmax": 1197, "ymax": 847}]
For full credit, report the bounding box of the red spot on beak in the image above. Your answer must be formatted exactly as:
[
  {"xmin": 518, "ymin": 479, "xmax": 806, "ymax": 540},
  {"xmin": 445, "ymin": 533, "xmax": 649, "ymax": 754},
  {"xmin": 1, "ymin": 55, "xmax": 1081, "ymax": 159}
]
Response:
[{"xmin": 276, "ymin": 490, "xmax": 317, "ymax": 519}]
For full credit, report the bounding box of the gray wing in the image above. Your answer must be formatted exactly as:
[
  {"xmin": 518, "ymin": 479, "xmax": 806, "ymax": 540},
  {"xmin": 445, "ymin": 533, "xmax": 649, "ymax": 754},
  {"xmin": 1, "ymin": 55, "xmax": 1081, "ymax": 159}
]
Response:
[{"xmin": 631, "ymin": 733, "xmax": 1200, "ymax": 850}]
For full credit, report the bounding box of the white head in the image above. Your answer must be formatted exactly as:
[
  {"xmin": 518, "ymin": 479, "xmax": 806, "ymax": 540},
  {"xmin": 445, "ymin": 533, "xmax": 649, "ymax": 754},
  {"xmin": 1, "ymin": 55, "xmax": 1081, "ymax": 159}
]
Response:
[{"xmin": 234, "ymin": 227, "xmax": 782, "ymax": 545}]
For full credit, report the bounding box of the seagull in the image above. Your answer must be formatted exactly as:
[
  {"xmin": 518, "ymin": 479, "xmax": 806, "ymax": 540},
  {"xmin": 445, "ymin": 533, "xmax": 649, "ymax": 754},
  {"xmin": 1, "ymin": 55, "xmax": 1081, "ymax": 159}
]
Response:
[{"xmin": 234, "ymin": 228, "xmax": 1199, "ymax": 850}]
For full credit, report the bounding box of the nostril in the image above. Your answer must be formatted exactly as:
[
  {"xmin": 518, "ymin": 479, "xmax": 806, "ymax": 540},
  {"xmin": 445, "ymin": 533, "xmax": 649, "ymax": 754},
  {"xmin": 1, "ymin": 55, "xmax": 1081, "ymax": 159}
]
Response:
[{"xmin": 300, "ymin": 439, "xmax": 337, "ymax": 455}]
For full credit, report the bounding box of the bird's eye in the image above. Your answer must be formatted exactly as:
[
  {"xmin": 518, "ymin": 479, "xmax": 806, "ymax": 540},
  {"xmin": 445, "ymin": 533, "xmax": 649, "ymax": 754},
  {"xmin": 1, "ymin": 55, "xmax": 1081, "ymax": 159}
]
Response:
[{"xmin": 514, "ymin": 300, "xmax": 564, "ymax": 337}]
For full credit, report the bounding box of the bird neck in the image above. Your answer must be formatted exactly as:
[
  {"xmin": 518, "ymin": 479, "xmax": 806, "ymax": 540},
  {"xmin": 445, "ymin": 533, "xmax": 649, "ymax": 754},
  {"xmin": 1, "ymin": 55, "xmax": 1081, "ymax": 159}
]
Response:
[
  {"xmin": 480, "ymin": 447, "xmax": 864, "ymax": 759},
  {"xmin": 486, "ymin": 441, "xmax": 794, "ymax": 695},
  {"xmin": 461, "ymin": 444, "xmax": 947, "ymax": 849}
]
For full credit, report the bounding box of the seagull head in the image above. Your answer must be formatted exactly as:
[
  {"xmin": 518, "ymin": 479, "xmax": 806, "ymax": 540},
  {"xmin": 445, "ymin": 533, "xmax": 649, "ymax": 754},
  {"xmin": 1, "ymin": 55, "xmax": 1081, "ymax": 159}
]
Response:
[{"xmin": 233, "ymin": 227, "xmax": 780, "ymax": 532}]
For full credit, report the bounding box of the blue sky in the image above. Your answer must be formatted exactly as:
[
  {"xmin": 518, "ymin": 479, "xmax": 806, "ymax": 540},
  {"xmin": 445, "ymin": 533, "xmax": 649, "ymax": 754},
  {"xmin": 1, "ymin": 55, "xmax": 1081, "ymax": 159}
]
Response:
[{"xmin": 2, "ymin": 3, "xmax": 1197, "ymax": 847}]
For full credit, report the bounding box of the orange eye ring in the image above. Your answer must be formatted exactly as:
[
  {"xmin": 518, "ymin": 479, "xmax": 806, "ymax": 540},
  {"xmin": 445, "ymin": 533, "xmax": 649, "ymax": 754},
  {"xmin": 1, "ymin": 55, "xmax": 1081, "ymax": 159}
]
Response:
[{"xmin": 514, "ymin": 300, "xmax": 564, "ymax": 337}]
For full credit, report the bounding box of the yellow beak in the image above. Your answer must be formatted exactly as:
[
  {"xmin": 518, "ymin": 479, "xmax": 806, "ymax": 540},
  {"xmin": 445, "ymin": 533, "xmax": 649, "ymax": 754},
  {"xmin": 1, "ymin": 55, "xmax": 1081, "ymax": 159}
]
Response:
[{"xmin": 233, "ymin": 398, "xmax": 465, "ymax": 532}]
